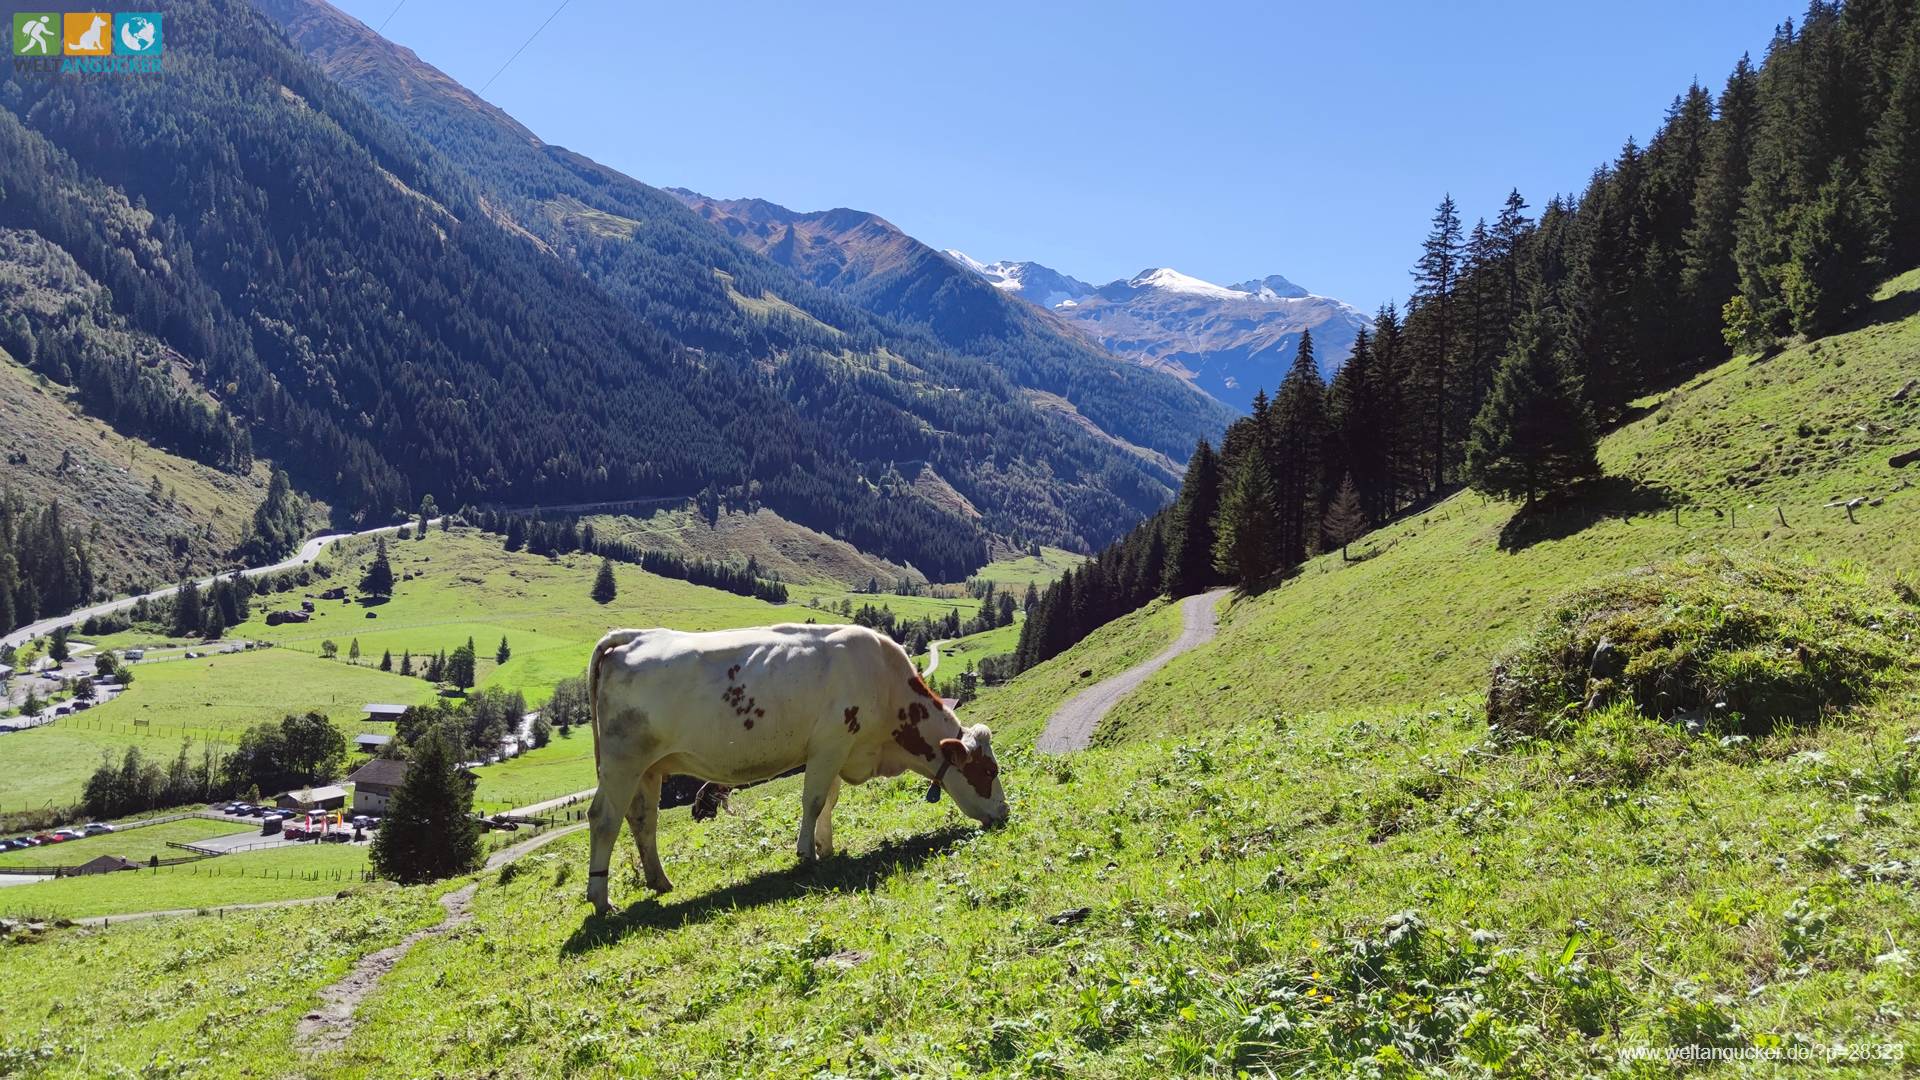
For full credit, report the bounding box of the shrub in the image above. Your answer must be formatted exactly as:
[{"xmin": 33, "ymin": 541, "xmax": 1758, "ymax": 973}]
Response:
[{"xmin": 1489, "ymin": 552, "xmax": 1919, "ymax": 738}]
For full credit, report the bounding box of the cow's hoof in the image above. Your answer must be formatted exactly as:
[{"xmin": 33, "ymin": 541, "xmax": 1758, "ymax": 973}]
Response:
[{"xmin": 645, "ymin": 876, "xmax": 673, "ymax": 894}]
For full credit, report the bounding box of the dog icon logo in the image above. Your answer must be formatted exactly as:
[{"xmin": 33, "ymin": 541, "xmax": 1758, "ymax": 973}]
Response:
[{"xmin": 64, "ymin": 12, "xmax": 112, "ymax": 56}]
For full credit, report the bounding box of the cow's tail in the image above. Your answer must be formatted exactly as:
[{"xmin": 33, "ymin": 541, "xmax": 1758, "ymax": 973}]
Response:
[{"xmin": 587, "ymin": 629, "xmax": 648, "ymax": 774}]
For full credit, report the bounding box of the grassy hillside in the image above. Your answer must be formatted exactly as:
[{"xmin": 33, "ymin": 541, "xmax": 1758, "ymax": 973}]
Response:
[
  {"xmin": 5, "ymin": 277, "xmax": 1919, "ymax": 1075},
  {"xmin": 1098, "ymin": 269, "xmax": 1920, "ymax": 744},
  {"xmin": 586, "ymin": 503, "xmax": 919, "ymax": 588},
  {"xmin": 0, "ymin": 351, "xmax": 283, "ymax": 596},
  {"xmin": 4, "ymin": 686, "xmax": 1913, "ymax": 1073}
]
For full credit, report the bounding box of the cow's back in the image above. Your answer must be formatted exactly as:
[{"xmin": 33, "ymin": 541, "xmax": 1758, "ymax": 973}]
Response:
[{"xmin": 591, "ymin": 624, "xmax": 901, "ymax": 786}]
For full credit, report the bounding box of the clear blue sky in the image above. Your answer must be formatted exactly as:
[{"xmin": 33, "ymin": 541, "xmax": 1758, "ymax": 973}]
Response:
[{"xmin": 333, "ymin": 0, "xmax": 1785, "ymax": 312}]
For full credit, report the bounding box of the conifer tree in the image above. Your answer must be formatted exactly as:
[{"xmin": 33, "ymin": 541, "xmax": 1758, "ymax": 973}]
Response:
[
  {"xmin": 1783, "ymin": 168, "xmax": 1884, "ymax": 335},
  {"xmin": 360, "ymin": 537, "xmax": 395, "ymax": 596},
  {"xmin": 1465, "ymin": 289, "xmax": 1600, "ymax": 506},
  {"xmin": 1410, "ymin": 196, "xmax": 1464, "ymax": 491},
  {"xmin": 1322, "ymin": 474, "xmax": 1369, "ymax": 560},
  {"xmin": 1867, "ymin": 19, "xmax": 1920, "ymax": 267},
  {"xmin": 496, "ymin": 636, "xmax": 511, "ymax": 665},
  {"xmin": 370, "ymin": 725, "xmax": 480, "ymax": 885},
  {"xmin": 1269, "ymin": 331, "xmax": 1328, "ymax": 565},
  {"xmin": 447, "ymin": 638, "xmax": 477, "ymax": 691},
  {"xmin": 592, "ymin": 558, "xmax": 617, "ymax": 604},
  {"xmin": 170, "ymin": 580, "xmax": 202, "ymax": 639},
  {"xmin": 399, "ymin": 649, "xmax": 413, "ymax": 677},
  {"xmin": 380, "ymin": 648, "xmax": 392, "ymax": 672},
  {"xmin": 1684, "ymin": 56, "xmax": 1762, "ymax": 354},
  {"xmin": 1213, "ymin": 435, "xmax": 1281, "ymax": 586},
  {"xmin": 1162, "ymin": 440, "xmax": 1223, "ymax": 597}
]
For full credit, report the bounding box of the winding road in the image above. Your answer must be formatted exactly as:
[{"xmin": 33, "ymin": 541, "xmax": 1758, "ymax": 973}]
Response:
[
  {"xmin": 1035, "ymin": 588, "xmax": 1230, "ymax": 753},
  {"xmin": 922, "ymin": 639, "xmax": 947, "ymax": 679},
  {"xmin": 1, "ymin": 519, "xmax": 440, "ymax": 652}
]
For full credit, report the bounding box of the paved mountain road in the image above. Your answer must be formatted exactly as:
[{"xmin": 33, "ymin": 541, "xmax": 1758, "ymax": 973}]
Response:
[
  {"xmin": 0, "ymin": 519, "xmax": 442, "ymax": 652},
  {"xmin": 1035, "ymin": 588, "xmax": 1230, "ymax": 753}
]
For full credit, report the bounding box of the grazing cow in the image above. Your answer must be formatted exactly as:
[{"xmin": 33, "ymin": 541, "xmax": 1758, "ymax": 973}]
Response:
[{"xmin": 584, "ymin": 624, "xmax": 1009, "ymax": 913}]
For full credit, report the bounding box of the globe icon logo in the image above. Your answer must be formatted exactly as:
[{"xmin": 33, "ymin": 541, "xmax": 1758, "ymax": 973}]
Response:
[{"xmin": 114, "ymin": 12, "xmax": 162, "ymax": 56}]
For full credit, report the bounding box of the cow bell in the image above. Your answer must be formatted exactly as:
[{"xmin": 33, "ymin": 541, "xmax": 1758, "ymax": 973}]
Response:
[{"xmin": 925, "ymin": 780, "xmax": 942, "ymax": 803}]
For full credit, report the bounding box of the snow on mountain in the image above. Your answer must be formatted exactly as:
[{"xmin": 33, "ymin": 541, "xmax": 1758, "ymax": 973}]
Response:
[
  {"xmin": 943, "ymin": 251, "xmax": 1093, "ymax": 311},
  {"xmin": 950, "ymin": 255, "xmax": 1370, "ymax": 412}
]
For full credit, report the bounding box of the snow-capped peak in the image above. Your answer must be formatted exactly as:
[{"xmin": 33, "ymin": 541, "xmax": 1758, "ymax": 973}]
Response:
[{"xmin": 1125, "ymin": 267, "xmax": 1248, "ymax": 301}]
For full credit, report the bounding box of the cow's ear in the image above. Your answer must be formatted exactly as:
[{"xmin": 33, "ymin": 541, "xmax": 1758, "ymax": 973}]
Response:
[{"xmin": 939, "ymin": 738, "xmax": 971, "ymax": 765}]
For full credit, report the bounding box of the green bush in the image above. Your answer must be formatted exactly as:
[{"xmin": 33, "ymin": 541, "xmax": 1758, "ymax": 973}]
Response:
[{"xmin": 1489, "ymin": 552, "xmax": 1919, "ymax": 737}]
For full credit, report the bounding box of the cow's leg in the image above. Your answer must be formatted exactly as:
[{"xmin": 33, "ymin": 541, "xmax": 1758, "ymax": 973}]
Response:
[
  {"xmin": 796, "ymin": 753, "xmax": 843, "ymax": 864},
  {"xmin": 625, "ymin": 767, "xmax": 671, "ymax": 894},
  {"xmin": 812, "ymin": 777, "xmax": 842, "ymax": 858},
  {"xmin": 586, "ymin": 764, "xmax": 643, "ymax": 914}
]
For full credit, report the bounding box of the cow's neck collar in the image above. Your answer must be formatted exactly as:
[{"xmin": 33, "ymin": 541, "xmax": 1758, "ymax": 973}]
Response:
[{"xmin": 926, "ymin": 758, "xmax": 952, "ymax": 802}]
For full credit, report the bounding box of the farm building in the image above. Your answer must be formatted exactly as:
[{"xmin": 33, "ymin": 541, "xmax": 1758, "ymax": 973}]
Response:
[
  {"xmin": 277, "ymin": 785, "xmax": 348, "ymax": 812},
  {"xmin": 364, "ymin": 703, "xmax": 409, "ymax": 723},
  {"xmin": 63, "ymin": 855, "xmax": 141, "ymax": 877},
  {"xmin": 345, "ymin": 758, "xmax": 476, "ymax": 814},
  {"xmin": 355, "ymin": 733, "xmax": 392, "ymax": 754}
]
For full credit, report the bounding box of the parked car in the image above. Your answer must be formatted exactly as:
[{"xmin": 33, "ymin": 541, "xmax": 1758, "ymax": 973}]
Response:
[
  {"xmin": 82, "ymin": 823, "xmax": 113, "ymax": 836},
  {"xmin": 33, "ymin": 833, "xmax": 63, "ymax": 844}
]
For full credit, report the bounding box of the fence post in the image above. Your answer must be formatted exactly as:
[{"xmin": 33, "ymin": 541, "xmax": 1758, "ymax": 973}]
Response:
[{"xmin": 1777, "ymin": 506, "xmax": 1788, "ymax": 527}]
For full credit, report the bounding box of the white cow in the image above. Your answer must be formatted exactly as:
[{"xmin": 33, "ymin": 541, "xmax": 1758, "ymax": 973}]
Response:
[{"xmin": 584, "ymin": 624, "xmax": 1009, "ymax": 912}]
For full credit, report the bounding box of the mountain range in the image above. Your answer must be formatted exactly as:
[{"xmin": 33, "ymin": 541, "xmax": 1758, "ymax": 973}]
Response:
[
  {"xmin": 666, "ymin": 187, "xmax": 1370, "ymax": 415},
  {"xmin": 947, "ymin": 253, "xmax": 1370, "ymax": 412},
  {"xmin": 0, "ymin": 0, "xmax": 1245, "ymax": 583}
]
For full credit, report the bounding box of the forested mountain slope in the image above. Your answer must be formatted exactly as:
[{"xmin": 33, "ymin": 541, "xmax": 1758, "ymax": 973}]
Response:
[
  {"xmin": 250, "ymin": 0, "xmax": 1219, "ymax": 555},
  {"xmin": 667, "ymin": 189, "xmax": 1236, "ymax": 462},
  {"xmin": 1080, "ymin": 267, "xmax": 1920, "ymax": 743},
  {"xmin": 0, "ymin": 0, "xmax": 1195, "ymax": 592}
]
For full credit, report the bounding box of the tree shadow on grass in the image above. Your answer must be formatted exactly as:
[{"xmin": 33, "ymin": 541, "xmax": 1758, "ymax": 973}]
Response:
[
  {"xmin": 561, "ymin": 825, "xmax": 973, "ymax": 953},
  {"xmin": 1497, "ymin": 476, "xmax": 1678, "ymax": 553}
]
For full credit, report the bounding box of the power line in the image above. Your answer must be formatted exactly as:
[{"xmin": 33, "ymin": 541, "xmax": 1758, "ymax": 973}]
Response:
[
  {"xmin": 375, "ymin": 0, "xmax": 407, "ymax": 33},
  {"xmin": 479, "ymin": 0, "xmax": 572, "ymax": 94}
]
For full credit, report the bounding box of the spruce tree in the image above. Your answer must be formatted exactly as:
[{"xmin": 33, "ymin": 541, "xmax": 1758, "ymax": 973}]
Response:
[
  {"xmin": 360, "ymin": 537, "xmax": 395, "ymax": 596},
  {"xmin": 170, "ymin": 579, "xmax": 202, "ymax": 639},
  {"xmin": 1465, "ymin": 289, "xmax": 1600, "ymax": 505},
  {"xmin": 380, "ymin": 648, "xmax": 392, "ymax": 672},
  {"xmin": 1783, "ymin": 168, "xmax": 1884, "ymax": 335},
  {"xmin": 1867, "ymin": 19, "xmax": 1920, "ymax": 267},
  {"xmin": 1269, "ymin": 331, "xmax": 1328, "ymax": 565},
  {"xmin": 1162, "ymin": 440, "xmax": 1223, "ymax": 597},
  {"xmin": 1410, "ymin": 196, "xmax": 1464, "ymax": 491},
  {"xmin": 496, "ymin": 636, "xmax": 511, "ymax": 665},
  {"xmin": 370, "ymin": 725, "xmax": 480, "ymax": 885},
  {"xmin": 399, "ymin": 649, "xmax": 413, "ymax": 677},
  {"xmin": 1323, "ymin": 474, "xmax": 1369, "ymax": 560},
  {"xmin": 592, "ymin": 558, "xmax": 617, "ymax": 604},
  {"xmin": 1213, "ymin": 437, "xmax": 1281, "ymax": 586},
  {"xmin": 1683, "ymin": 55, "xmax": 1762, "ymax": 354}
]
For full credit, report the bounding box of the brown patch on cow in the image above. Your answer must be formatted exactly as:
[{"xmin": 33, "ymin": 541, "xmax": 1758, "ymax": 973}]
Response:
[
  {"xmin": 908, "ymin": 674, "xmax": 938, "ymax": 700},
  {"xmin": 957, "ymin": 759, "xmax": 997, "ymax": 799},
  {"xmin": 843, "ymin": 706, "xmax": 860, "ymax": 733},
  {"xmin": 891, "ymin": 703, "xmax": 935, "ymax": 759}
]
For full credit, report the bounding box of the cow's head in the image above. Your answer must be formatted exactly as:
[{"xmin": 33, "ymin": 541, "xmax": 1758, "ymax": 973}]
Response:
[{"xmin": 934, "ymin": 722, "xmax": 1008, "ymax": 827}]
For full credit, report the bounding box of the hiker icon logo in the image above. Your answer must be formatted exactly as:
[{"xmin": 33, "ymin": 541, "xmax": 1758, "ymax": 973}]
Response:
[{"xmin": 11, "ymin": 12, "xmax": 57, "ymax": 56}]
